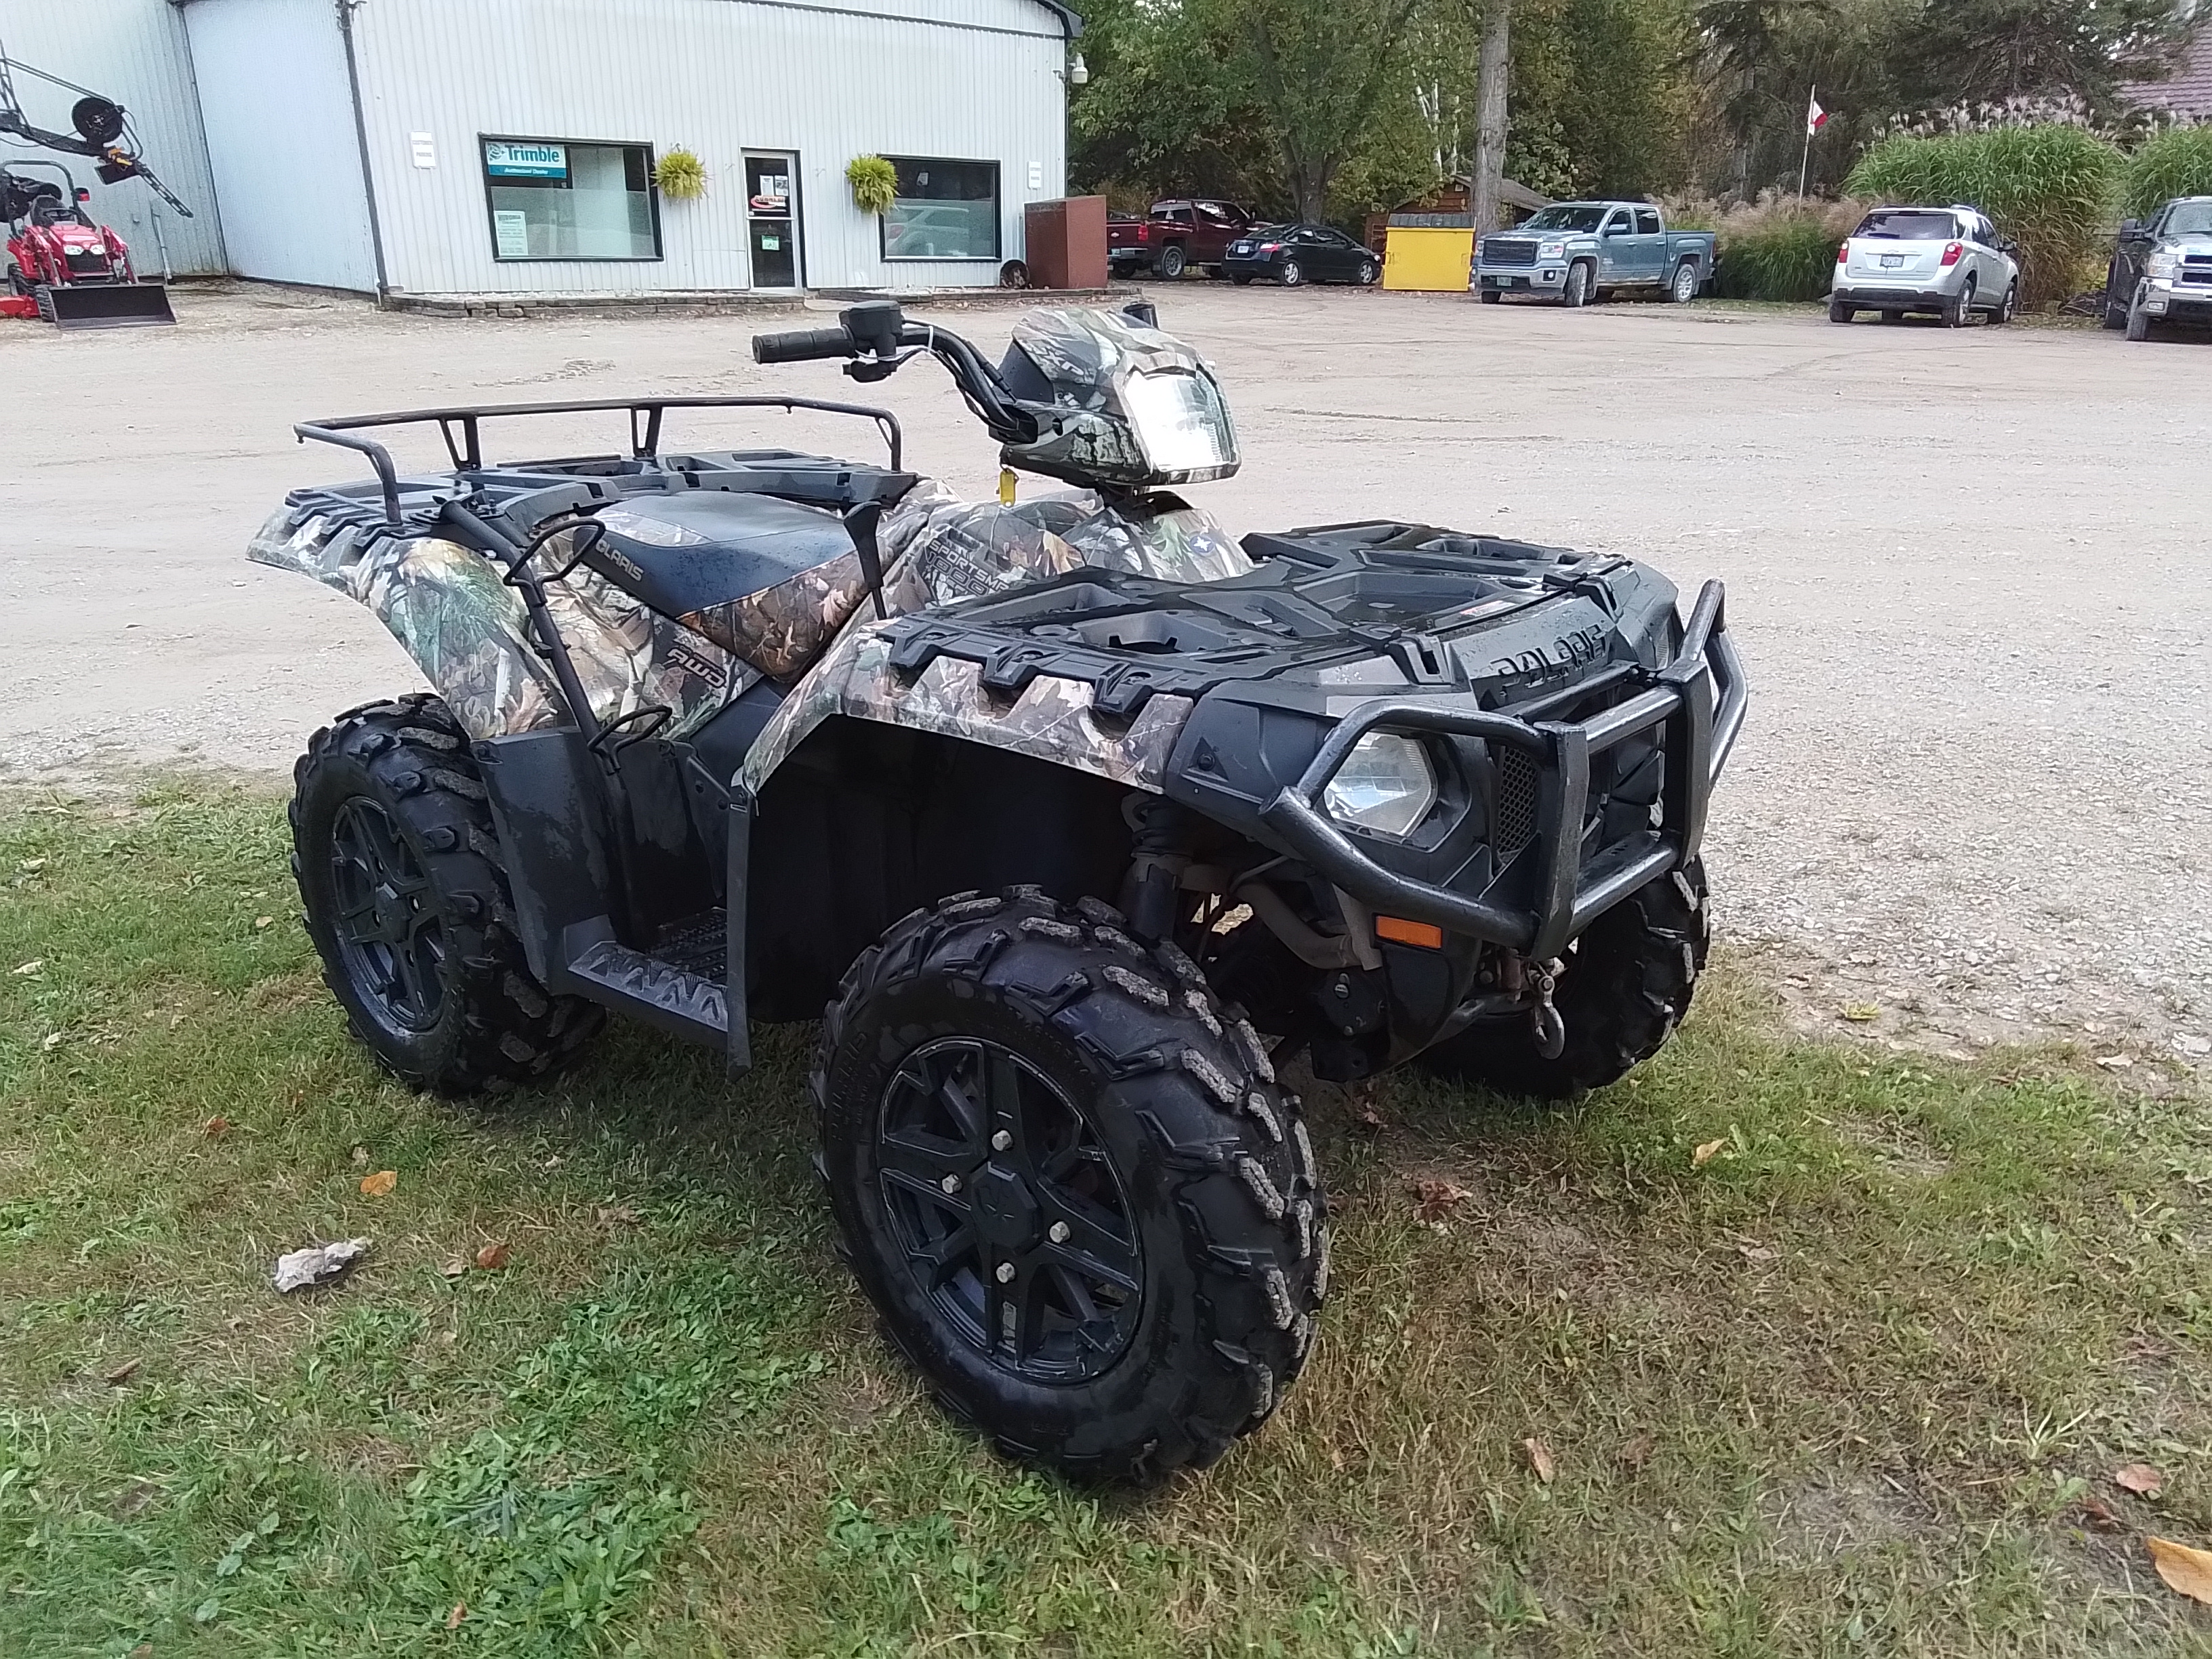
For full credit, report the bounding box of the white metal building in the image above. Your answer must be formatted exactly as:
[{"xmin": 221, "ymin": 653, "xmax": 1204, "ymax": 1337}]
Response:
[{"xmin": 2, "ymin": 0, "xmax": 1078, "ymax": 296}]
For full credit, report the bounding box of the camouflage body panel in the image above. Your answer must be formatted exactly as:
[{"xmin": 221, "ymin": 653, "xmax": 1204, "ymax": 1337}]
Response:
[
  {"xmin": 878, "ymin": 476, "xmax": 1250, "ymax": 611},
  {"xmin": 675, "ymin": 549, "xmax": 870, "ymax": 684},
  {"xmin": 1001, "ymin": 308, "xmax": 1240, "ymax": 489},
  {"xmin": 737, "ymin": 619, "xmax": 1195, "ymax": 798},
  {"xmin": 247, "ymin": 508, "xmax": 752, "ymax": 741}
]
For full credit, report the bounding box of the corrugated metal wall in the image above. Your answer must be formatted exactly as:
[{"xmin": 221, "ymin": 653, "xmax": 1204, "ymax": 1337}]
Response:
[
  {"xmin": 348, "ymin": 0, "xmax": 1067, "ymax": 295},
  {"xmin": 180, "ymin": 0, "xmax": 378, "ymax": 291},
  {"xmin": 0, "ymin": 0, "xmax": 225, "ymax": 274}
]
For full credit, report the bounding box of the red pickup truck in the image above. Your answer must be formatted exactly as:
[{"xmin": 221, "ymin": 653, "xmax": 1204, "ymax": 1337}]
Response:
[{"xmin": 1107, "ymin": 199, "xmax": 1259, "ymax": 280}]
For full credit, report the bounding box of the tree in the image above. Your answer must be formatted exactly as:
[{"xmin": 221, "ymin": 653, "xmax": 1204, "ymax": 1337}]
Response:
[
  {"xmin": 1227, "ymin": 0, "xmax": 1430, "ymax": 220},
  {"xmin": 1892, "ymin": 0, "xmax": 2189, "ymax": 114},
  {"xmin": 1470, "ymin": 0, "xmax": 1513, "ymax": 230}
]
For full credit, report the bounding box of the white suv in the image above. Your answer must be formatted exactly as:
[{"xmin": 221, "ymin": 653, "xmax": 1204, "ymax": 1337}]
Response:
[{"xmin": 1829, "ymin": 205, "xmax": 2020, "ymax": 327}]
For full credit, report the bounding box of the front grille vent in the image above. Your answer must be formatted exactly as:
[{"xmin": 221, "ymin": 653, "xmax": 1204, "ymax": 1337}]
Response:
[
  {"xmin": 1495, "ymin": 746, "xmax": 1539, "ymax": 854},
  {"xmin": 1484, "ymin": 240, "xmax": 1538, "ymax": 268}
]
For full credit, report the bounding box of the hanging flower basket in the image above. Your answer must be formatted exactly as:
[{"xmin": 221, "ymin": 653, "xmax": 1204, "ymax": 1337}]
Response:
[
  {"xmin": 655, "ymin": 148, "xmax": 707, "ymax": 200},
  {"xmin": 846, "ymin": 155, "xmax": 897, "ymax": 215}
]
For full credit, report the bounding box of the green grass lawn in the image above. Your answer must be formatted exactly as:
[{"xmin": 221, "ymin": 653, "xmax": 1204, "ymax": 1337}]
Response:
[{"xmin": 2, "ymin": 787, "xmax": 2208, "ymax": 1657}]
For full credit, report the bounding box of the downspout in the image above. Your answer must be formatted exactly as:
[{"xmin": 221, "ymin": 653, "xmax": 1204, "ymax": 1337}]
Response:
[{"xmin": 335, "ymin": 0, "xmax": 391, "ymax": 302}]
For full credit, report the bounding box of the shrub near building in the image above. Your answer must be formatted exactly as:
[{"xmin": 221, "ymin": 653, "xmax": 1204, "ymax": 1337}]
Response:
[
  {"xmin": 1845, "ymin": 126, "xmax": 2121, "ymax": 307},
  {"xmin": 1667, "ymin": 194, "xmax": 1864, "ymax": 302}
]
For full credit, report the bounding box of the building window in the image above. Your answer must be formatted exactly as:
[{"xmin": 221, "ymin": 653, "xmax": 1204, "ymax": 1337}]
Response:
[
  {"xmin": 880, "ymin": 158, "xmax": 999, "ymax": 261},
  {"xmin": 481, "ymin": 137, "xmax": 661, "ymax": 262}
]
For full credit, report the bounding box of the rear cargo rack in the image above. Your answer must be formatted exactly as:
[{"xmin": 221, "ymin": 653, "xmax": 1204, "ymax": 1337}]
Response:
[{"xmin": 293, "ymin": 394, "xmax": 903, "ymax": 525}]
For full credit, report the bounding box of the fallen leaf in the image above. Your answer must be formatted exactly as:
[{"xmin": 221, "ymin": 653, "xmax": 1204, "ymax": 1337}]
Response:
[
  {"xmin": 2114, "ymin": 1463, "xmax": 2165, "ymax": 1496},
  {"xmin": 18, "ymin": 857, "xmax": 45, "ymax": 874},
  {"xmin": 104, "ymin": 1357, "xmax": 142, "ymax": 1386},
  {"xmin": 442, "ymin": 1257, "xmax": 468, "ymax": 1279},
  {"xmin": 359, "ymin": 1170, "xmax": 397, "ymax": 1197},
  {"xmin": 595, "ymin": 1205, "xmax": 641, "ymax": 1229},
  {"xmin": 112, "ymin": 1479, "xmax": 159, "ymax": 1519},
  {"xmin": 446, "ymin": 1603, "xmax": 467, "ymax": 1630},
  {"xmin": 1840, "ymin": 1002, "xmax": 1881, "ymax": 1023},
  {"xmin": 1408, "ymin": 1178, "xmax": 1470, "ymax": 1222},
  {"xmin": 41, "ymin": 1031, "xmax": 64, "ymax": 1050},
  {"xmin": 475, "ymin": 1242, "xmax": 511, "ymax": 1271},
  {"xmin": 253, "ymin": 916, "xmax": 273, "ymax": 930},
  {"xmin": 1618, "ymin": 1432, "xmax": 1656, "ymax": 1471},
  {"xmin": 2080, "ymin": 1496, "xmax": 2123, "ymax": 1532},
  {"xmin": 11, "ymin": 959, "xmax": 42, "ymax": 975},
  {"xmin": 2096, "ymin": 1054, "xmax": 2135, "ymax": 1071},
  {"xmin": 1354, "ymin": 1103, "xmax": 1388, "ymax": 1134},
  {"xmin": 1522, "ymin": 1436, "xmax": 1556, "ymax": 1483},
  {"xmin": 2148, "ymin": 1536, "xmax": 2212, "ymax": 1604},
  {"xmin": 1692, "ymin": 1138, "xmax": 1726, "ymax": 1168},
  {"xmin": 1735, "ymin": 1241, "xmax": 1778, "ymax": 1262},
  {"xmin": 203, "ymin": 1116, "xmax": 231, "ymax": 1138}
]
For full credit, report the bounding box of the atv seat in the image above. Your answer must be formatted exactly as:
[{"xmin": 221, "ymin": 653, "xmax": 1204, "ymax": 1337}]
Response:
[{"xmin": 575, "ymin": 475, "xmax": 913, "ymax": 683}]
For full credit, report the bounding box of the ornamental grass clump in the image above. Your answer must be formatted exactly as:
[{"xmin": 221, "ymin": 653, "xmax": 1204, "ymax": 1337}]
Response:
[
  {"xmin": 1668, "ymin": 192, "xmax": 1863, "ymax": 302},
  {"xmin": 2123, "ymin": 124, "xmax": 2212, "ymax": 220},
  {"xmin": 1846, "ymin": 126, "xmax": 2121, "ymax": 308},
  {"xmin": 654, "ymin": 148, "xmax": 706, "ymax": 200},
  {"xmin": 846, "ymin": 155, "xmax": 897, "ymax": 215}
]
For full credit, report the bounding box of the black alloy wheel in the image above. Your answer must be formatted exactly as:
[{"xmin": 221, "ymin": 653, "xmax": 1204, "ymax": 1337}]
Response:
[
  {"xmin": 1156, "ymin": 243, "xmax": 1188, "ymax": 280},
  {"xmin": 327, "ymin": 796, "xmax": 446, "ymax": 1036},
  {"xmin": 876, "ymin": 1036, "xmax": 1143, "ymax": 1383}
]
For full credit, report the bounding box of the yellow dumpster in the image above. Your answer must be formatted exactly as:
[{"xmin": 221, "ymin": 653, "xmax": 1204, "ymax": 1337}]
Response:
[{"xmin": 1382, "ymin": 217, "xmax": 1475, "ymax": 292}]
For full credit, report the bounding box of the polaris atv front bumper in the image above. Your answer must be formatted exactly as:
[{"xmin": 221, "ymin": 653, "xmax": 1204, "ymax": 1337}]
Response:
[{"xmin": 1254, "ymin": 581, "xmax": 1745, "ymax": 960}]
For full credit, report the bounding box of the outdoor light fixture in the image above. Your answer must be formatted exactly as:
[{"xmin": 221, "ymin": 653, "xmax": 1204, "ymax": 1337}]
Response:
[{"xmin": 1068, "ymin": 52, "xmax": 1089, "ymax": 85}]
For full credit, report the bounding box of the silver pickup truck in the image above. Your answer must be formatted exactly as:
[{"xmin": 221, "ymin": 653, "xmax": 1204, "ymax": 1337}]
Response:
[{"xmin": 1475, "ymin": 201, "xmax": 1716, "ymax": 307}]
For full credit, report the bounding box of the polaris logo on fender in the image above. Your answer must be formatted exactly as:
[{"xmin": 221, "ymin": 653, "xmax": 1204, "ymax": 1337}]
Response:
[{"xmin": 1486, "ymin": 623, "xmax": 1608, "ymax": 684}]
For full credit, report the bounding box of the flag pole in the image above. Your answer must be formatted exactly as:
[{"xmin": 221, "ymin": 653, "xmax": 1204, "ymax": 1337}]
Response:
[{"xmin": 1799, "ymin": 85, "xmax": 1816, "ymax": 201}]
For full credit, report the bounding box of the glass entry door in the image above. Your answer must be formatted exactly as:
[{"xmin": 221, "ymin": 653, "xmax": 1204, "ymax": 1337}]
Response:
[{"xmin": 745, "ymin": 154, "xmax": 800, "ymax": 289}]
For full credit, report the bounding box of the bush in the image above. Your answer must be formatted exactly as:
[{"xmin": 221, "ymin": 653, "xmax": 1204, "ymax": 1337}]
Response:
[
  {"xmin": 1666, "ymin": 193, "xmax": 1863, "ymax": 302},
  {"xmin": 653, "ymin": 148, "xmax": 705, "ymax": 201},
  {"xmin": 1845, "ymin": 126, "xmax": 2121, "ymax": 308},
  {"xmin": 2123, "ymin": 125, "xmax": 2212, "ymax": 220}
]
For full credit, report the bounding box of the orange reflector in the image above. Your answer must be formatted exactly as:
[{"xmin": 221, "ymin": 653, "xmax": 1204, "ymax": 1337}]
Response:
[{"xmin": 1375, "ymin": 916, "xmax": 1444, "ymax": 949}]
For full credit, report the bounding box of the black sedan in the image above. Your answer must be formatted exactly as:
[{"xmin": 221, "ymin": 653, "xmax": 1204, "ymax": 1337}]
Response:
[{"xmin": 1221, "ymin": 224, "xmax": 1379, "ymax": 287}]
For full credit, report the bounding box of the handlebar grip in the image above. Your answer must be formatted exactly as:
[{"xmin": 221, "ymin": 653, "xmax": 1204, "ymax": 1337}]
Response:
[{"xmin": 752, "ymin": 327, "xmax": 855, "ymax": 365}]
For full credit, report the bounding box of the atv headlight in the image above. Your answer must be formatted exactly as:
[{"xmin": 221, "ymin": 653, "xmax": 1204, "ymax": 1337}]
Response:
[
  {"xmin": 1322, "ymin": 733, "xmax": 1437, "ymax": 840},
  {"xmin": 1122, "ymin": 369, "xmax": 1239, "ymax": 480}
]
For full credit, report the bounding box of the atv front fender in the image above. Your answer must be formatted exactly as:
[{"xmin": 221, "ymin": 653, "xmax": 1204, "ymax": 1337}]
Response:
[{"xmin": 737, "ymin": 617, "xmax": 1195, "ymax": 798}]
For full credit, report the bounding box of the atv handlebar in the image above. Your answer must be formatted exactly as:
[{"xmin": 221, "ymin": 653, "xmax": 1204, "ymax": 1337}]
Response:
[
  {"xmin": 752, "ymin": 302, "xmax": 1036, "ymax": 447},
  {"xmin": 752, "ymin": 326, "xmax": 860, "ymax": 365}
]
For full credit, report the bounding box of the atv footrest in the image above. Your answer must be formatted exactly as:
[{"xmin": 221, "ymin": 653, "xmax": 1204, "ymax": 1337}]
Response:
[
  {"xmin": 651, "ymin": 910, "xmax": 728, "ymax": 981},
  {"xmin": 565, "ymin": 932, "xmax": 727, "ymax": 1042}
]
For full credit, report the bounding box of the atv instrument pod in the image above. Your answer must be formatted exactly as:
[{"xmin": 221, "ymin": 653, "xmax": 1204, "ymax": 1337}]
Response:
[{"xmin": 1322, "ymin": 731, "xmax": 1439, "ymax": 840}]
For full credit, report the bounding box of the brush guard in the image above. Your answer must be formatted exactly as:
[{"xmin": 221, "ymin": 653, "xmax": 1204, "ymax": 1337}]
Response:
[{"xmin": 1260, "ymin": 581, "xmax": 1747, "ymax": 960}]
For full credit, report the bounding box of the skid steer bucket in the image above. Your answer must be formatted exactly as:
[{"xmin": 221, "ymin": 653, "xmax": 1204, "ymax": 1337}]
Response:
[{"xmin": 37, "ymin": 281, "xmax": 176, "ymax": 329}]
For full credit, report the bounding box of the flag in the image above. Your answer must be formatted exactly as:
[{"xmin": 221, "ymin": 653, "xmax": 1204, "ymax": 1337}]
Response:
[{"xmin": 1806, "ymin": 93, "xmax": 1830, "ymax": 136}]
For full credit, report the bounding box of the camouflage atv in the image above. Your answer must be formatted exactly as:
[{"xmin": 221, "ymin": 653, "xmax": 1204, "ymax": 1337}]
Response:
[{"xmin": 255, "ymin": 299, "xmax": 1746, "ymax": 1481}]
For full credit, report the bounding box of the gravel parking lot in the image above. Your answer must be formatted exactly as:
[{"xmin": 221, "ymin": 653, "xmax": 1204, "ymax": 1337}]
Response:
[{"xmin": 4, "ymin": 281, "xmax": 2207, "ymax": 1057}]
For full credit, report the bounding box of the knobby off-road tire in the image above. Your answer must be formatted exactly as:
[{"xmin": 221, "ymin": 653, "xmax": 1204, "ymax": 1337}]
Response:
[
  {"xmin": 1416, "ymin": 858, "xmax": 1711, "ymax": 1101},
  {"xmin": 291, "ymin": 693, "xmax": 603, "ymax": 1095},
  {"xmin": 814, "ymin": 887, "xmax": 1327, "ymax": 1483}
]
